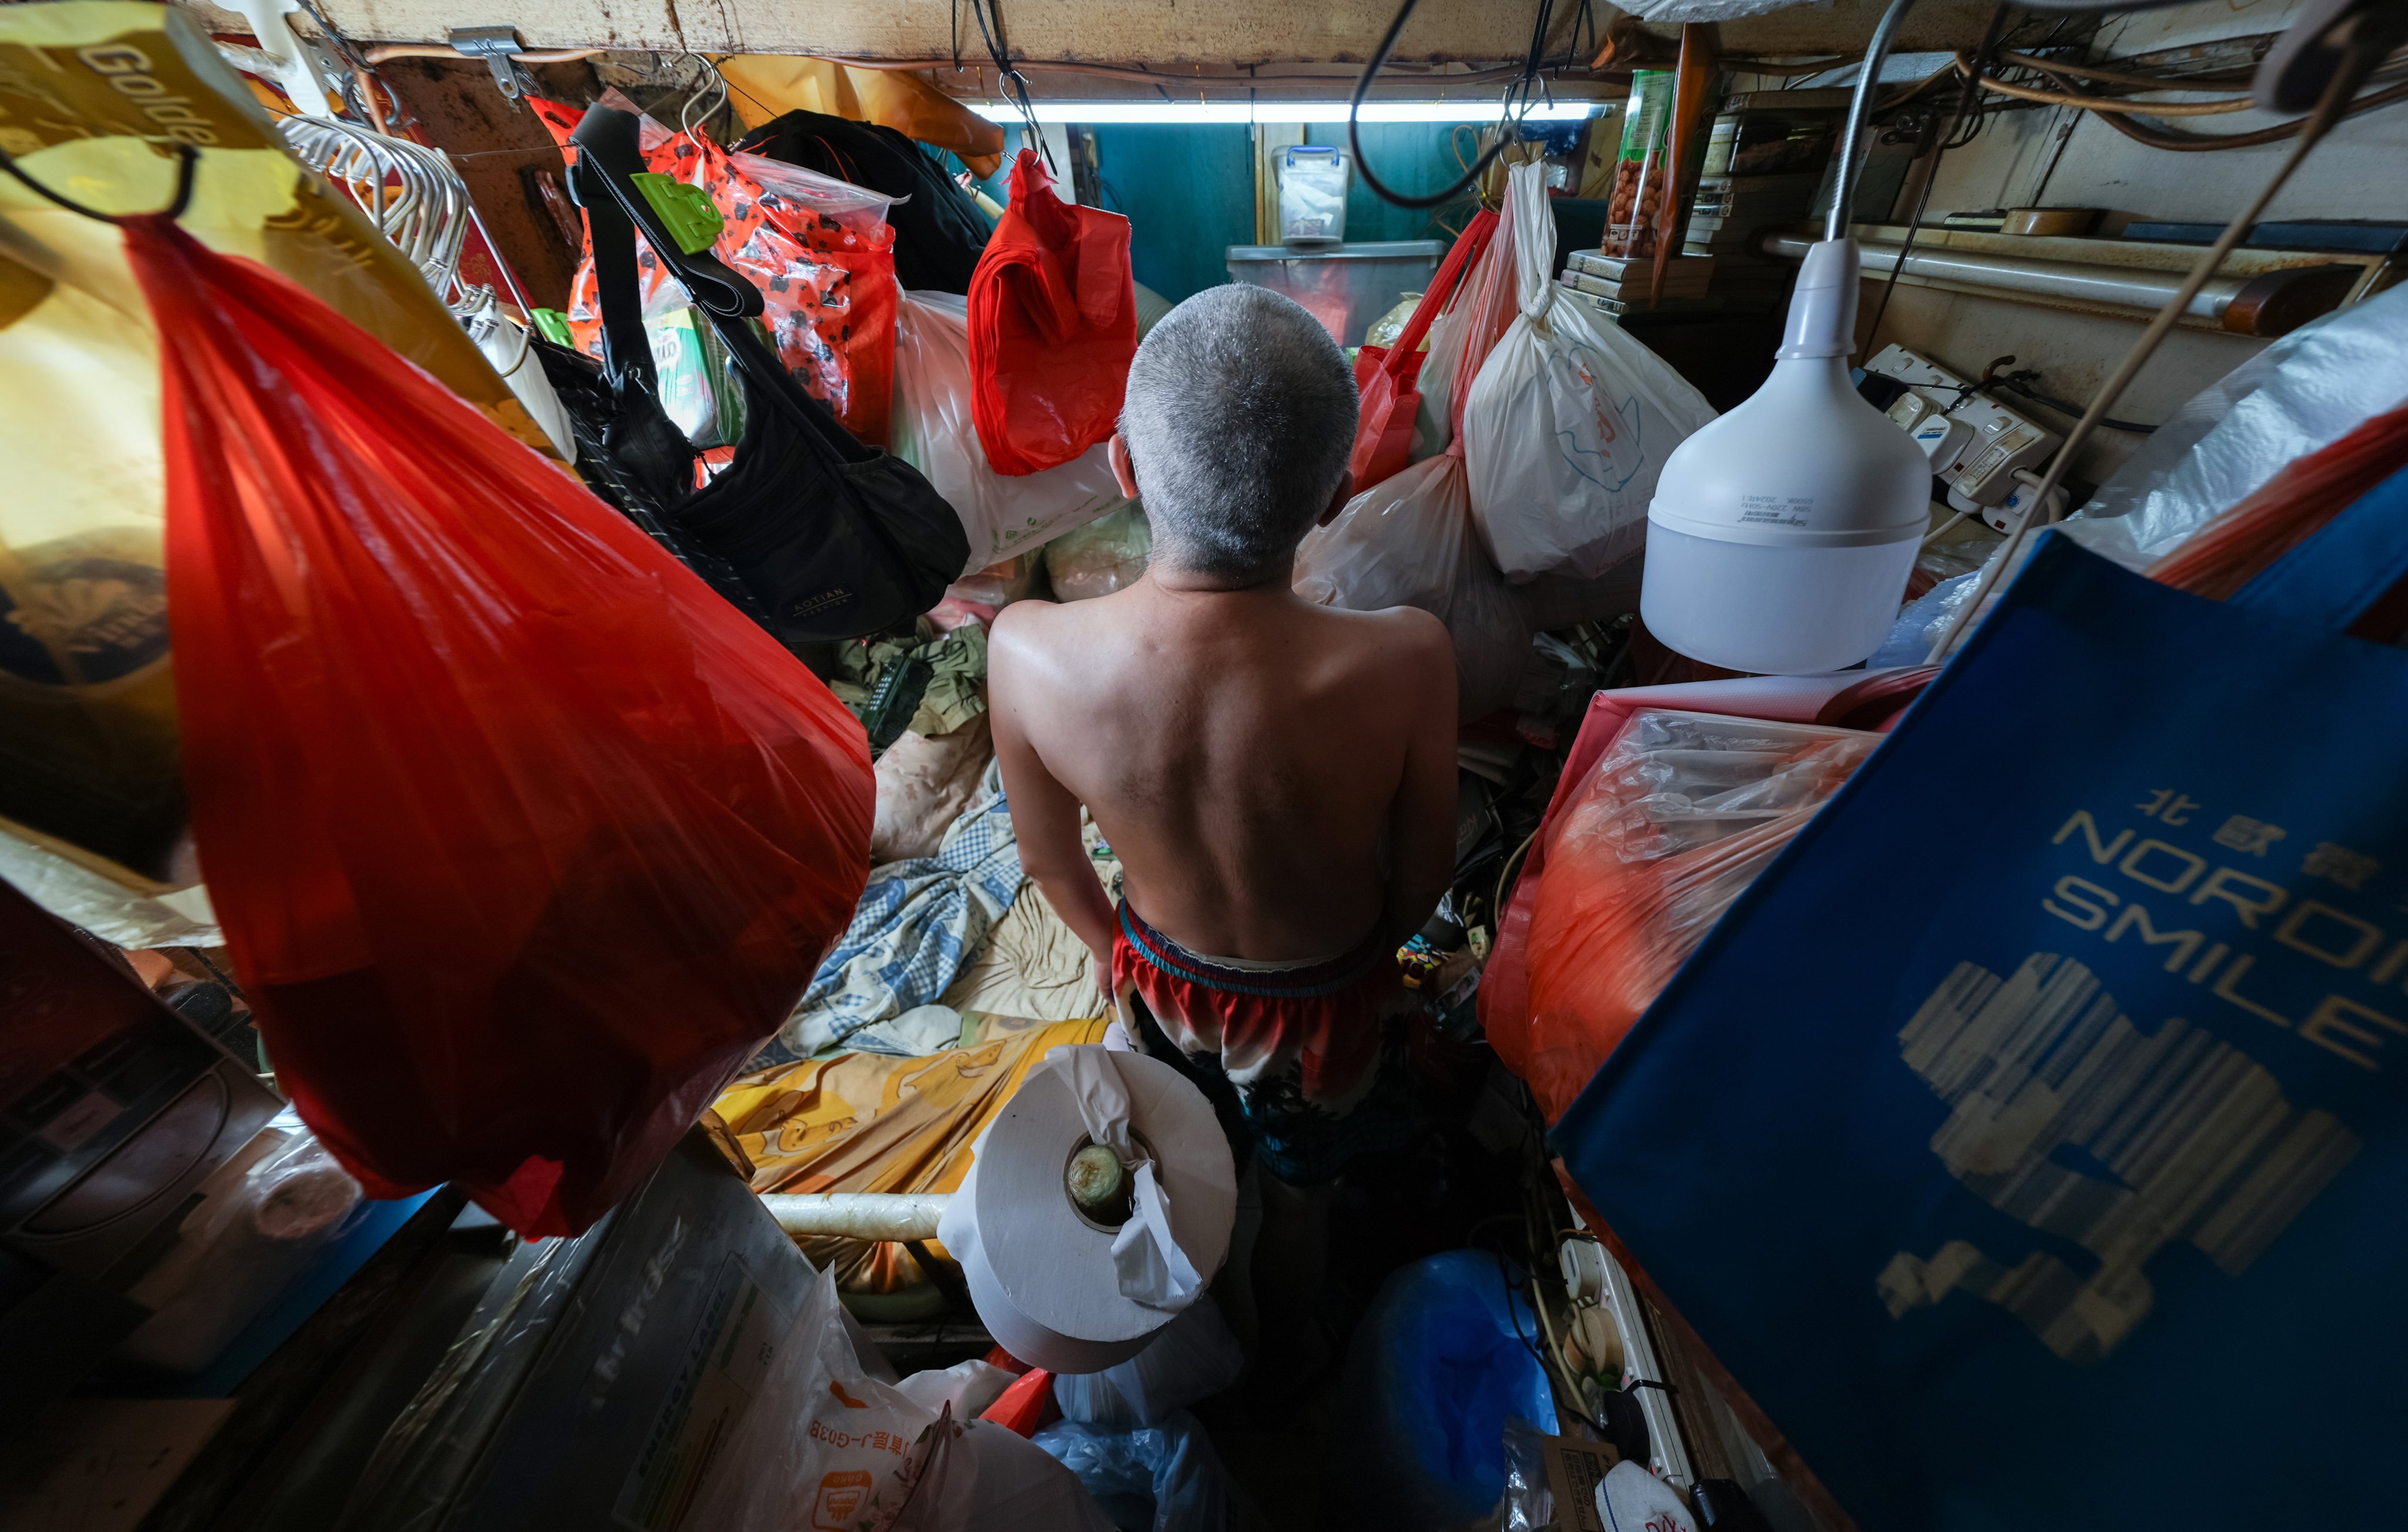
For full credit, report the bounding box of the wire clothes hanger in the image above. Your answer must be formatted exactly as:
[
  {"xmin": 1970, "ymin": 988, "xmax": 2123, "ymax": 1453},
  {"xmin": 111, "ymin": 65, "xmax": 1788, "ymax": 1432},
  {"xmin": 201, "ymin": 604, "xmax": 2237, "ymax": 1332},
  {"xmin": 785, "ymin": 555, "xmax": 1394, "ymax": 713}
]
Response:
[
  {"xmin": 277, "ymin": 118, "xmax": 537, "ymax": 374},
  {"xmin": 0, "ymin": 139, "xmax": 200, "ymax": 223}
]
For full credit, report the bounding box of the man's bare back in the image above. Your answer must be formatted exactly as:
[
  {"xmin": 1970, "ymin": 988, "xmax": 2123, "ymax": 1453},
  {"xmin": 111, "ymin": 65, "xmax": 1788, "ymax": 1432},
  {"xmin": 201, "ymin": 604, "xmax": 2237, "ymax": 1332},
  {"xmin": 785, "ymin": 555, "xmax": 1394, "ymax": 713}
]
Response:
[{"xmin": 990, "ymin": 571, "xmax": 1456, "ymax": 973}]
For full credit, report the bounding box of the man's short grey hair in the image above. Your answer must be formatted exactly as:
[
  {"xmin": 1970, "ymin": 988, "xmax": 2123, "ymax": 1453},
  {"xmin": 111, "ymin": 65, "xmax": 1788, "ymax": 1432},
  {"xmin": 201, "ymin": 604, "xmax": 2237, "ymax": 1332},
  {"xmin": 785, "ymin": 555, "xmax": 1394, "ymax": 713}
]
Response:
[{"xmin": 1119, "ymin": 285, "xmax": 1358, "ymax": 580}]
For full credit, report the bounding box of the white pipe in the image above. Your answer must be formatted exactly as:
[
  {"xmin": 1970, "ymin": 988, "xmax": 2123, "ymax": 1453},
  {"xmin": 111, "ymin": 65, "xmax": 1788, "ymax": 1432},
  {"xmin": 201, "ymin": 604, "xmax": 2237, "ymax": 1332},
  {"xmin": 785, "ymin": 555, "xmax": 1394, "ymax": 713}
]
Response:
[
  {"xmin": 229, "ymin": 0, "xmax": 335, "ymax": 119},
  {"xmin": 760, "ymin": 1192, "xmax": 950, "ymax": 1242},
  {"xmin": 1761, "ymin": 232, "xmax": 2248, "ymax": 322}
]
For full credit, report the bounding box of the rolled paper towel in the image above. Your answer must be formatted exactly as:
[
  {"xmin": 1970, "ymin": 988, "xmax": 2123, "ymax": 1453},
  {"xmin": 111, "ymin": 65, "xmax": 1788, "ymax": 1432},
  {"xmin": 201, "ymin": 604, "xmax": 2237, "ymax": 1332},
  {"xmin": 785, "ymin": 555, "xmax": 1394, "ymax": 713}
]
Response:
[{"xmin": 939, "ymin": 1045, "xmax": 1238, "ymax": 1373}]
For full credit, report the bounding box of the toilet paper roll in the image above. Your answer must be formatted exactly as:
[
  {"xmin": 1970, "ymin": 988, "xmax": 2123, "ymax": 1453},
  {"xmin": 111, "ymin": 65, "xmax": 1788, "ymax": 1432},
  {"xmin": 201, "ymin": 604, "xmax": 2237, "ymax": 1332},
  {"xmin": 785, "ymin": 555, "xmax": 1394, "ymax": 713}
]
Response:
[{"xmin": 939, "ymin": 1047, "xmax": 1237, "ymax": 1374}]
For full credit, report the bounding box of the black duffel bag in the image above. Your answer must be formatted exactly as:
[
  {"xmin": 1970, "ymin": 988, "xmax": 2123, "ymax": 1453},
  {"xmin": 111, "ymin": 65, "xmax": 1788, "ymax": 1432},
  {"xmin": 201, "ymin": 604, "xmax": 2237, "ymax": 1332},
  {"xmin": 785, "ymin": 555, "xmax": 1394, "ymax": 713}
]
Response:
[{"xmin": 568, "ymin": 105, "xmax": 967, "ymax": 645}]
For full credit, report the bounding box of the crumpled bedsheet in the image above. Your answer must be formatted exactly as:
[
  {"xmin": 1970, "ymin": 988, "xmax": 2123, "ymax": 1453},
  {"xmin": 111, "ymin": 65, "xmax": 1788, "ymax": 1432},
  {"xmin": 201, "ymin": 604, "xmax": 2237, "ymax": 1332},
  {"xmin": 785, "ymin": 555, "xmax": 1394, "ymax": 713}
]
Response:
[{"xmin": 773, "ymin": 759, "xmax": 1023, "ymax": 1062}]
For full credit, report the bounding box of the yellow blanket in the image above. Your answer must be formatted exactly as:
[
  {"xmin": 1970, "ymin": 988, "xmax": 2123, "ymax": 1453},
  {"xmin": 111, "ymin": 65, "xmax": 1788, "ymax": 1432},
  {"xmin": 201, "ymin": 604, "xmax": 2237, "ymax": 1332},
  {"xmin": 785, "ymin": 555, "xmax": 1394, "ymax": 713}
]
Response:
[{"xmin": 714, "ymin": 1014, "xmax": 1107, "ymax": 1303}]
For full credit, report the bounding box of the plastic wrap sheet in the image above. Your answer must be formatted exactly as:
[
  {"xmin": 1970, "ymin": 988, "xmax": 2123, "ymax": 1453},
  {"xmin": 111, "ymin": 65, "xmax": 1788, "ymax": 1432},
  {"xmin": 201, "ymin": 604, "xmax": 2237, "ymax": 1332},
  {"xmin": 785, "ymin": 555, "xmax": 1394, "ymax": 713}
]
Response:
[
  {"xmin": 1034, "ymin": 1411, "xmax": 1231, "ymax": 1532},
  {"xmin": 1490, "ymin": 710, "xmax": 1877, "ymax": 1122},
  {"xmin": 2069, "ymin": 282, "xmax": 2408, "ymax": 567}
]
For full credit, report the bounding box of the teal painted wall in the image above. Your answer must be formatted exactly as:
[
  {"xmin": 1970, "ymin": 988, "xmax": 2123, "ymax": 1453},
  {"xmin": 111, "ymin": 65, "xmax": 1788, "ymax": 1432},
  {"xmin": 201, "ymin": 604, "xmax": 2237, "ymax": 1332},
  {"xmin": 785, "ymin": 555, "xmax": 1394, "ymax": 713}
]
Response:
[
  {"xmin": 946, "ymin": 122, "xmax": 1481, "ymax": 303},
  {"xmin": 1087, "ymin": 125, "xmax": 1257, "ymax": 303},
  {"xmin": 1301, "ymin": 123, "xmax": 1483, "ymax": 246}
]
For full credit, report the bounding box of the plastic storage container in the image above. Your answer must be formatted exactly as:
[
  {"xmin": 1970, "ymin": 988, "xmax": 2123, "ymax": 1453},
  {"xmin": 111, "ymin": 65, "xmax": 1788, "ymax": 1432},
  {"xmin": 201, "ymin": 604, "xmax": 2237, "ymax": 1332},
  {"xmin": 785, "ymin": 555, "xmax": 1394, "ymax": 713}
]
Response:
[
  {"xmin": 1277, "ymin": 145, "xmax": 1350, "ymax": 243},
  {"xmin": 1225, "ymin": 240, "xmax": 1445, "ymax": 349}
]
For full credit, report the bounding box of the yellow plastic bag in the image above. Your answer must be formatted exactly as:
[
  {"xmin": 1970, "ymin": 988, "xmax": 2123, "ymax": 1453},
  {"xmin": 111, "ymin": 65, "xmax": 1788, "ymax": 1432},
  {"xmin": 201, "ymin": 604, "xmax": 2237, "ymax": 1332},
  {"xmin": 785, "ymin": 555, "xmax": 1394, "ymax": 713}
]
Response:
[{"xmin": 0, "ymin": 1, "xmax": 547, "ymax": 918}]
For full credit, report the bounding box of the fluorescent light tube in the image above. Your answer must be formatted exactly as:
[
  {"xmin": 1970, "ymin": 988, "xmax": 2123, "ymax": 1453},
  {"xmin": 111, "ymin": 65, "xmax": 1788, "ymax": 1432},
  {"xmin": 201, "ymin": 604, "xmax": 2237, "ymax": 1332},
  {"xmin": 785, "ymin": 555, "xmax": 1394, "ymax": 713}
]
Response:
[{"xmin": 967, "ymin": 100, "xmax": 1601, "ymax": 125}]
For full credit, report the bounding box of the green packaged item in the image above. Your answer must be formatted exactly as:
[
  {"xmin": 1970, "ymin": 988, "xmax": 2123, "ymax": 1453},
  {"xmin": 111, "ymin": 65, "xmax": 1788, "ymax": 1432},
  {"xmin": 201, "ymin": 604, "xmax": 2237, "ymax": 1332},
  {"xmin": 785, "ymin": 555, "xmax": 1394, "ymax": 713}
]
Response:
[{"xmin": 644, "ymin": 306, "xmax": 747, "ymax": 450}]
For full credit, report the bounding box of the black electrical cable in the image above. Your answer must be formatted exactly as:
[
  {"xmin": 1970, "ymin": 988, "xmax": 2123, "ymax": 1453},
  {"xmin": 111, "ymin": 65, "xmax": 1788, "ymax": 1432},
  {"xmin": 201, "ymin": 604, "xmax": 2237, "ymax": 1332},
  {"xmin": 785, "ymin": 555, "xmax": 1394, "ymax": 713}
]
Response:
[
  {"xmin": 967, "ymin": 0, "xmax": 1052, "ymax": 173},
  {"xmin": 1350, "ymin": 0, "xmax": 1567, "ymax": 210},
  {"xmin": 1862, "ymin": 1, "xmax": 2015, "ymax": 356},
  {"xmin": 1990, "ymin": 377, "xmax": 2159, "ymax": 432},
  {"xmin": 0, "ymin": 139, "xmax": 198, "ymax": 223}
]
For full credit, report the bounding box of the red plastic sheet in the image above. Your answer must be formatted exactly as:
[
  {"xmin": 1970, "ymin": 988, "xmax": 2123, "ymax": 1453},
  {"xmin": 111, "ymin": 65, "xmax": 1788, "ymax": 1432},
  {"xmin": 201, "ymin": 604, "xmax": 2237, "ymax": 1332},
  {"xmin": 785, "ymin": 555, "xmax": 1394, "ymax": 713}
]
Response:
[
  {"xmin": 968, "ymin": 150, "xmax": 1138, "ymax": 476},
  {"xmin": 536, "ymin": 98, "xmax": 900, "ymax": 447},
  {"xmin": 2148, "ymin": 400, "xmax": 2408, "ymax": 608},
  {"xmin": 132, "ymin": 215, "xmax": 873, "ymax": 1235}
]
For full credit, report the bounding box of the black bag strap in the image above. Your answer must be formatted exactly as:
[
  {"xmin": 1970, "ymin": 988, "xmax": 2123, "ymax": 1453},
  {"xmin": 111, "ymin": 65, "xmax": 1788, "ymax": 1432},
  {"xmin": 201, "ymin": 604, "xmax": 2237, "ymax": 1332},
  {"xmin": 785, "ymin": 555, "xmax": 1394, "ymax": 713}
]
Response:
[{"xmin": 569, "ymin": 107, "xmax": 876, "ymax": 471}]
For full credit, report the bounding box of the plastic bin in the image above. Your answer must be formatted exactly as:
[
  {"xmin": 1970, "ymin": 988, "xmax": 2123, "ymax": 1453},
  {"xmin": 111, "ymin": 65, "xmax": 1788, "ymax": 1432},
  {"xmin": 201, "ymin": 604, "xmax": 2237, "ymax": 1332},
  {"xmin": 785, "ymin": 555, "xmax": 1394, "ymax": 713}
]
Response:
[
  {"xmin": 1278, "ymin": 145, "xmax": 1351, "ymax": 243},
  {"xmin": 1224, "ymin": 240, "xmax": 1445, "ymax": 349}
]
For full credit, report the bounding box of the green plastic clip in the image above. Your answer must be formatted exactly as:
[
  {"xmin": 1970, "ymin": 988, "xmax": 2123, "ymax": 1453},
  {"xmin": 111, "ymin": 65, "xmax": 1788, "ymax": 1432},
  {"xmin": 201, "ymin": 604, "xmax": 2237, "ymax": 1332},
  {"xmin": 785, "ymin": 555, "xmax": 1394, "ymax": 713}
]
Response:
[
  {"xmin": 528, "ymin": 307, "xmax": 574, "ymax": 347},
  {"xmin": 630, "ymin": 172, "xmax": 723, "ymax": 254}
]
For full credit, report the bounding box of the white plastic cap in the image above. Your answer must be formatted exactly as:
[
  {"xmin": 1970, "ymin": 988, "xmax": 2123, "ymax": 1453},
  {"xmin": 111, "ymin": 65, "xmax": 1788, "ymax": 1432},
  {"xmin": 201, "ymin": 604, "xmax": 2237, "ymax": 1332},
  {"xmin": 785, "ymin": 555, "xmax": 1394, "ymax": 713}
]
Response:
[{"xmin": 1777, "ymin": 239, "xmax": 1861, "ymax": 360}]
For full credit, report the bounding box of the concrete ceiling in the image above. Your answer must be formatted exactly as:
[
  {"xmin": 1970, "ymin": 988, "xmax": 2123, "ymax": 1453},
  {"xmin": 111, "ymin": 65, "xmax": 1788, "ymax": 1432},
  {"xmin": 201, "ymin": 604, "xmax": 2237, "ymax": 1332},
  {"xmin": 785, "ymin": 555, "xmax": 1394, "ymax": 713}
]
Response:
[{"xmin": 275, "ymin": 0, "xmax": 2008, "ymax": 76}]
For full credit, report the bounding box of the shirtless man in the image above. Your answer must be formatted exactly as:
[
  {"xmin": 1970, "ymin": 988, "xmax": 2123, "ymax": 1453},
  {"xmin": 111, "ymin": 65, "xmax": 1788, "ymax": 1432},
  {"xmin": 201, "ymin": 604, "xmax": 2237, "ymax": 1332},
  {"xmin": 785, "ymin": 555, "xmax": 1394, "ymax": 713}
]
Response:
[{"xmin": 990, "ymin": 285, "xmax": 1457, "ymax": 1387}]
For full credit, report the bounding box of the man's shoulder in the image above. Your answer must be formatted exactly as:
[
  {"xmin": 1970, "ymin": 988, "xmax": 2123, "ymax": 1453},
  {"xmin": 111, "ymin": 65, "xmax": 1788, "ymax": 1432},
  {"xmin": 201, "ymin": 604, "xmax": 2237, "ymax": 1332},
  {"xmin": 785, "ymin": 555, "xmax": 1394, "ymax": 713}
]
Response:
[{"xmin": 1304, "ymin": 600, "xmax": 1452, "ymax": 664}]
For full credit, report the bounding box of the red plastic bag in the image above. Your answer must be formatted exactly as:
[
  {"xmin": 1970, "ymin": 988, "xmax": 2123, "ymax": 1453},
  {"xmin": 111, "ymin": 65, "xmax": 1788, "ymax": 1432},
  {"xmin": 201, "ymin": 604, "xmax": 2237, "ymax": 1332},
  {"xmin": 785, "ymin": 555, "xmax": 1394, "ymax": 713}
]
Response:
[
  {"xmin": 1349, "ymin": 210, "xmax": 1497, "ymax": 493},
  {"xmin": 1482, "ymin": 708, "xmax": 1874, "ymax": 1122},
  {"xmin": 2147, "ymin": 400, "xmax": 2408, "ymax": 604},
  {"xmin": 538, "ymin": 97, "xmax": 900, "ymax": 446},
  {"xmin": 969, "ymin": 150, "xmax": 1138, "ymax": 476},
  {"xmin": 130, "ymin": 215, "xmax": 874, "ymax": 1236}
]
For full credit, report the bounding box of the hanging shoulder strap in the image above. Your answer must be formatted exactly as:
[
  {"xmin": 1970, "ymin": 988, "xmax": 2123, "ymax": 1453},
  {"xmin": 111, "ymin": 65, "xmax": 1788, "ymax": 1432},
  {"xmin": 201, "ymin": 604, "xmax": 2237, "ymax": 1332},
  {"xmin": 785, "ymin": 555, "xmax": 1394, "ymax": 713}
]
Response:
[
  {"xmin": 569, "ymin": 106, "xmax": 874, "ymax": 469},
  {"xmin": 1380, "ymin": 209, "xmax": 1499, "ymax": 382}
]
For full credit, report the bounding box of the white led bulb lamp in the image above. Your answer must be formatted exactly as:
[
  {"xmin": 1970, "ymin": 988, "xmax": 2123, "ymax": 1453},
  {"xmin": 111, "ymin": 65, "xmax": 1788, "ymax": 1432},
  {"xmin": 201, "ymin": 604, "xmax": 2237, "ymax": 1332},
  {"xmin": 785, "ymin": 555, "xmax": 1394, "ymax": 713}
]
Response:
[
  {"xmin": 1639, "ymin": 0, "xmax": 1933, "ymax": 675},
  {"xmin": 1640, "ymin": 240, "xmax": 1931, "ymax": 674}
]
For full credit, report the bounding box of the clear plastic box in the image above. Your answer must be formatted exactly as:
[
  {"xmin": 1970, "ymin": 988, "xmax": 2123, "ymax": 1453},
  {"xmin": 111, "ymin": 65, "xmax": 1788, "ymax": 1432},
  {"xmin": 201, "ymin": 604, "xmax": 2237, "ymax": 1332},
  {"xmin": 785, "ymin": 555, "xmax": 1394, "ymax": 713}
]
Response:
[
  {"xmin": 1277, "ymin": 145, "xmax": 1350, "ymax": 243},
  {"xmin": 1224, "ymin": 240, "xmax": 1445, "ymax": 349}
]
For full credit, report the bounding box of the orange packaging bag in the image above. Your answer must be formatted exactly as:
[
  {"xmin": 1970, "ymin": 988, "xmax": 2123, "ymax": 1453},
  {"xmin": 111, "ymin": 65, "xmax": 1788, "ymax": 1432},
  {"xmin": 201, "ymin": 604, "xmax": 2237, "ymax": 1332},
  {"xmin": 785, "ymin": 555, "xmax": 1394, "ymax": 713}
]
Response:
[
  {"xmin": 132, "ymin": 214, "xmax": 873, "ymax": 1235},
  {"xmin": 539, "ymin": 96, "xmax": 900, "ymax": 446}
]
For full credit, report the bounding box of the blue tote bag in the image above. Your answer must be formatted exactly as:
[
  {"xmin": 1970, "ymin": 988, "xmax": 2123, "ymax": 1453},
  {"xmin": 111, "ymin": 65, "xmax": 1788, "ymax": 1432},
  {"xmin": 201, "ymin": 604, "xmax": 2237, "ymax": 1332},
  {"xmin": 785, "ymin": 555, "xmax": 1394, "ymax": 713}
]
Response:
[{"xmin": 1554, "ymin": 467, "xmax": 2408, "ymax": 1531}]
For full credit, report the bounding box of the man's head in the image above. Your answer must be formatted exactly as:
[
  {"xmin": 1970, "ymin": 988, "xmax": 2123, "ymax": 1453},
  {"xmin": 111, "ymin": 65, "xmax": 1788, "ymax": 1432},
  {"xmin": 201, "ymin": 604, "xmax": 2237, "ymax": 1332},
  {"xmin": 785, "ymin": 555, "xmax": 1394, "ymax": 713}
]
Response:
[{"xmin": 1114, "ymin": 285, "xmax": 1359, "ymax": 584}]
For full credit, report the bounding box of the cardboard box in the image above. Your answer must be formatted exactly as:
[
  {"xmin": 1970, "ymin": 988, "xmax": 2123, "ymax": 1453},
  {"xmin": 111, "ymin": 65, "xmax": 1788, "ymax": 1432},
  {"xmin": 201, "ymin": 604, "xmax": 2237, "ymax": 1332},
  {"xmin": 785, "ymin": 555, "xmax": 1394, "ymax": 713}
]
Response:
[{"xmin": 1533, "ymin": 1429, "xmax": 1622, "ymax": 1530}]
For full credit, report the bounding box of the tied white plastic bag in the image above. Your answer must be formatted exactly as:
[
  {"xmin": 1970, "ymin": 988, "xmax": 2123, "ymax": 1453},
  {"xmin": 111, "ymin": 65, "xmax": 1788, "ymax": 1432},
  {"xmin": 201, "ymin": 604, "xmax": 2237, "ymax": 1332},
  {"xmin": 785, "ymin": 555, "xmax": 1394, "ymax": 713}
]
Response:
[
  {"xmin": 1057, "ymin": 1045, "xmax": 1205, "ymax": 1309},
  {"xmin": 1464, "ymin": 160, "xmax": 1716, "ymax": 582},
  {"xmin": 894, "ymin": 290, "xmax": 1133, "ymax": 574}
]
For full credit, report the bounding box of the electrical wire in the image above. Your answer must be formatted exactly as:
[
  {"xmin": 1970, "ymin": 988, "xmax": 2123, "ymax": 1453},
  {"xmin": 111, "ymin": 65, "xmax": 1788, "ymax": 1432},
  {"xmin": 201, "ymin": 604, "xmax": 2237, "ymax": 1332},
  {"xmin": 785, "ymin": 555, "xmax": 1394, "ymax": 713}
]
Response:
[
  {"xmin": 1989, "ymin": 376, "xmax": 2157, "ymax": 433},
  {"xmin": 2027, "ymin": 60, "xmax": 2408, "ymax": 149},
  {"xmin": 1863, "ymin": 1, "xmax": 2013, "ymax": 357},
  {"xmin": 1955, "ymin": 56, "xmax": 2260, "ymax": 113},
  {"xmin": 965, "ymin": 0, "xmax": 1052, "ymax": 172},
  {"xmin": 1348, "ymin": 0, "xmax": 1581, "ymax": 209},
  {"xmin": 1927, "ymin": 35, "xmax": 2377, "ymax": 663}
]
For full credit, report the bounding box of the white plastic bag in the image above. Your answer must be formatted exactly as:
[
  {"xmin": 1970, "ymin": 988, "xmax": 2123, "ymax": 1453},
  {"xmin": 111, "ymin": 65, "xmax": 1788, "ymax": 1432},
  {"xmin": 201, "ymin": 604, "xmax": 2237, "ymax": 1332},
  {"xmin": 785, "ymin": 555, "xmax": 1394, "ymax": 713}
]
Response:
[
  {"xmin": 2066, "ymin": 281, "xmax": 2408, "ymax": 565},
  {"xmin": 1044, "ymin": 506, "xmax": 1153, "ymax": 600},
  {"xmin": 1052, "ymin": 1293, "xmax": 1245, "ymax": 1428},
  {"xmin": 1294, "ymin": 452, "xmax": 1531, "ymax": 721},
  {"xmin": 683, "ymin": 1265, "xmax": 1114, "ymax": 1532},
  {"xmin": 1464, "ymin": 161, "xmax": 1716, "ymax": 583},
  {"xmin": 893, "ymin": 290, "xmax": 1133, "ymax": 575}
]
